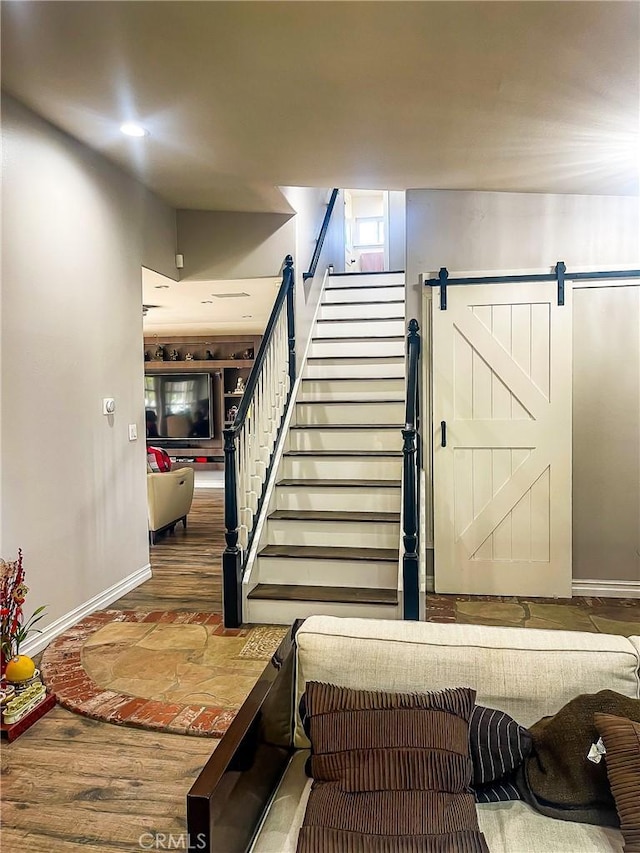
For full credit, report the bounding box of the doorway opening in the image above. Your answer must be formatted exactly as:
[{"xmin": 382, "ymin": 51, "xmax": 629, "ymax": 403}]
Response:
[
  {"xmin": 343, "ymin": 189, "xmax": 406, "ymax": 272},
  {"xmin": 344, "ymin": 189, "xmax": 387, "ymax": 272}
]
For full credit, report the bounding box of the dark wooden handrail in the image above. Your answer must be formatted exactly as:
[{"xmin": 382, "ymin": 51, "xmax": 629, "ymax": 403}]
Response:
[
  {"xmin": 228, "ymin": 255, "xmax": 295, "ymax": 435},
  {"xmin": 222, "ymin": 255, "xmax": 296, "ymax": 628},
  {"xmin": 302, "ymin": 188, "xmax": 339, "ymax": 280},
  {"xmin": 402, "ymin": 319, "xmax": 421, "ymax": 620}
]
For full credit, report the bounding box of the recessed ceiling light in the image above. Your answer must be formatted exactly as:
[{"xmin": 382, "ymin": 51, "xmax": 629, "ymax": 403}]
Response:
[
  {"xmin": 154, "ymin": 284, "xmax": 169, "ymax": 289},
  {"xmin": 201, "ymin": 300, "xmax": 213, "ymax": 304},
  {"xmin": 242, "ymin": 314, "xmax": 253, "ymax": 318},
  {"xmin": 120, "ymin": 122, "xmax": 148, "ymax": 138}
]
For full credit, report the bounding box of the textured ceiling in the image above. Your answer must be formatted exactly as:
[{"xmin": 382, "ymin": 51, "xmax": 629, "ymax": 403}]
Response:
[
  {"xmin": 2, "ymin": 1, "xmax": 638, "ymax": 211},
  {"xmin": 142, "ymin": 269, "xmax": 280, "ymax": 336}
]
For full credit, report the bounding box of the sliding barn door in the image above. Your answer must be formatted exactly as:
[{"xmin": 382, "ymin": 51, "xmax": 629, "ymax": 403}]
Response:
[{"xmin": 432, "ymin": 281, "xmax": 572, "ymax": 596}]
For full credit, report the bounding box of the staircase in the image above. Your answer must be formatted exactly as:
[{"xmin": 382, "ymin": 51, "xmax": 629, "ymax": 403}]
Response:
[{"xmin": 244, "ymin": 272, "xmax": 406, "ymax": 624}]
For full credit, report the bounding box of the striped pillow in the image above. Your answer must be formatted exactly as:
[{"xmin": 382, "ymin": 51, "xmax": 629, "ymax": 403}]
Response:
[
  {"xmin": 470, "ymin": 705, "xmax": 532, "ymax": 786},
  {"xmin": 297, "ymin": 682, "xmax": 488, "ymax": 853},
  {"xmin": 595, "ymin": 713, "xmax": 640, "ymax": 852},
  {"xmin": 147, "ymin": 446, "xmax": 172, "ymax": 472}
]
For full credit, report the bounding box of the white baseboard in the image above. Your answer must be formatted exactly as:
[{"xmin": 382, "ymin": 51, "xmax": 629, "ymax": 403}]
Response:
[
  {"xmin": 572, "ymin": 579, "xmax": 640, "ymax": 599},
  {"xmin": 22, "ymin": 564, "xmax": 152, "ymax": 657},
  {"xmin": 424, "ymin": 571, "xmax": 639, "ymax": 600}
]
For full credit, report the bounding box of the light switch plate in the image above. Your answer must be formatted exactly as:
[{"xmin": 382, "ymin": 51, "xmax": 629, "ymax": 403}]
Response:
[{"xmin": 128, "ymin": 424, "xmax": 137, "ymax": 441}]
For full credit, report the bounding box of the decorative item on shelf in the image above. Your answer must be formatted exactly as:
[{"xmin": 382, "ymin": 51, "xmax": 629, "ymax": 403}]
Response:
[
  {"xmin": 1, "ymin": 549, "xmax": 46, "ymax": 687},
  {"xmin": 235, "ymin": 377, "xmax": 245, "ymax": 394},
  {"xmin": 169, "ymin": 349, "xmax": 180, "ymax": 361},
  {"xmin": 205, "ymin": 349, "xmax": 217, "ymax": 360},
  {"xmin": 154, "ymin": 345, "xmax": 165, "ymax": 361},
  {"xmin": 242, "ymin": 348, "xmax": 254, "ymax": 360},
  {"xmin": 2, "ymin": 680, "xmax": 47, "ymax": 725},
  {"xmin": 226, "ymin": 405, "xmax": 238, "ymax": 424},
  {"xmin": 0, "ymin": 682, "xmax": 15, "ymax": 707},
  {"xmin": 184, "ymin": 352, "xmax": 193, "ymax": 361},
  {"xmin": 144, "ymin": 350, "xmax": 152, "ymax": 362},
  {"xmin": 0, "ymin": 550, "xmax": 54, "ymax": 737},
  {"xmin": 229, "ymin": 351, "xmax": 237, "ymax": 360}
]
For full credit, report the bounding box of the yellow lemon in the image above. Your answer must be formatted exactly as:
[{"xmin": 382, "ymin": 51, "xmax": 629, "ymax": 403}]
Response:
[{"xmin": 5, "ymin": 654, "xmax": 36, "ymax": 683}]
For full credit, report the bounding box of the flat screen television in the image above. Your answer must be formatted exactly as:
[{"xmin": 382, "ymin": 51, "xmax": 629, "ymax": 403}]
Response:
[{"xmin": 144, "ymin": 373, "xmax": 212, "ymax": 440}]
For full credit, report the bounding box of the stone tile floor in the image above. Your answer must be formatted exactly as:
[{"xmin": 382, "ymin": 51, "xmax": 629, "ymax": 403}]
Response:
[
  {"xmin": 425, "ymin": 594, "xmax": 640, "ymax": 635},
  {"xmin": 40, "ymin": 610, "xmax": 287, "ymax": 736},
  {"xmin": 39, "ymin": 597, "xmax": 638, "ymax": 738}
]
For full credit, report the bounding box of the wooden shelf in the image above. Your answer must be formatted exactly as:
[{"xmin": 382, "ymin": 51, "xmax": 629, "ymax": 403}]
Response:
[
  {"xmin": 144, "ymin": 359, "xmax": 253, "ymax": 371},
  {"xmin": 143, "ymin": 333, "xmax": 260, "ymax": 456}
]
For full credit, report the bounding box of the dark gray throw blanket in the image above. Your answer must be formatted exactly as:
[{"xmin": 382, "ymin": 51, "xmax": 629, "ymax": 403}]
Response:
[{"xmin": 516, "ymin": 690, "xmax": 640, "ymax": 827}]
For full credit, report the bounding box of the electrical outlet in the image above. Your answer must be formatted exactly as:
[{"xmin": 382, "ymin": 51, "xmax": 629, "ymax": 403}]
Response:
[{"xmin": 128, "ymin": 424, "xmax": 137, "ymax": 441}]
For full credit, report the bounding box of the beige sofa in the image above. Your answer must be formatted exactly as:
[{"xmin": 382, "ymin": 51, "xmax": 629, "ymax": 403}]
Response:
[
  {"xmin": 188, "ymin": 616, "xmax": 640, "ymax": 853},
  {"xmin": 147, "ymin": 465, "xmax": 194, "ymax": 544}
]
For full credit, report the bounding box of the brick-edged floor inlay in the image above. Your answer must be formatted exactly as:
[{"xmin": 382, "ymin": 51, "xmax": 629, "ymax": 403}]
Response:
[{"xmin": 40, "ymin": 610, "xmax": 288, "ymax": 737}]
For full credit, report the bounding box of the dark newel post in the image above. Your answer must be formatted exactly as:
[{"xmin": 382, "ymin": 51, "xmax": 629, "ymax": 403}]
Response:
[
  {"xmin": 285, "ymin": 254, "xmax": 296, "ymax": 385},
  {"xmin": 402, "ymin": 318, "xmax": 420, "ymax": 621},
  {"xmin": 402, "ymin": 427, "xmax": 419, "ymax": 621},
  {"xmin": 222, "ymin": 428, "xmax": 242, "ymax": 628}
]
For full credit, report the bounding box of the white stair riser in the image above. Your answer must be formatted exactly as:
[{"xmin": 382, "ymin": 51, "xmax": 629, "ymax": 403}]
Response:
[
  {"xmin": 288, "ymin": 428, "xmax": 402, "ymax": 453},
  {"xmin": 275, "ymin": 485, "xmax": 401, "ymax": 513},
  {"xmin": 295, "ymin": 400, "xmax": 404, "ymax": 426},
  {"xmin": 315, "ymin": 318, "xmax": 405, "ymax": 339},
  {"xmin": 255, "ymin": 555, "xmax": 398, "ymax": 587},
  {"xmin": 323, "ymin": 286, "xmax": 405, "ymax": 305},
  {"xmin": 326, "ymin": 273, "xmax": 405, "ymax": 288},
  {"xmin": 244, "ymin": 596, "xmax": 400, "ymax": 626},
  {"xmin": 320, "ymin": 302, "xmax": 404, "ymax": 321},
  {"xmin": 298, "ymin": 378, "xmax": 404, "ymax": 401},
  {"xmin": 304, "ymin": 358, "xmax": 404, "ymax": 379},
  {"xmin": 309, "ymin": 338, "xmax": 404, "ymax": 358},
  {"xmin": 267, "ymin": 519, "xmax": 399, "ymax": 549},
  {"xmin": 281, "ymin": 455, "xmax": 401, "ymax": 481}
]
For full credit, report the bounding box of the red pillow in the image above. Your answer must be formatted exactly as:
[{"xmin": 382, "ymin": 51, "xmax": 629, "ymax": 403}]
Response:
[{"xmin": 147, "ymin": 446, "xmax": 172, "ymax": 472}]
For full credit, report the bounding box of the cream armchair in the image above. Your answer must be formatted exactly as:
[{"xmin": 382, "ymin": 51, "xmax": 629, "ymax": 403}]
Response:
[{"xmin": 147, "ymin": 466, "xmax": 195, "ymax": 544}]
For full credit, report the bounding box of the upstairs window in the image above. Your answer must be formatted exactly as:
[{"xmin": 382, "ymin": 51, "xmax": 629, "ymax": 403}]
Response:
[{"xmin": 354, "ymin": 217, "xmax": 384, "ymax": 247}]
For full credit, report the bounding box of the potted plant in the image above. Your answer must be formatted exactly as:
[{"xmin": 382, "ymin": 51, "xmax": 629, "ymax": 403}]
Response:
[{"xmin": 1, "ymin": 549, "xmax": 47, "ymax": 683}]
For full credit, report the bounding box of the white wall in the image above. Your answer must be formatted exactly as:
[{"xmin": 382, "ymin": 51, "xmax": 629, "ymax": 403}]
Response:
[
  {"xmin": 177, "ymin": 209, "xmax": 296, "ymax": 281},
  {"xmin": 388, "ymin": 190, "xmax": 406, "ymax": 271},
  {"xmin": 406, "ymin": 189, "xmax": 640, "ymax": 588},
  {"xmin": 280, "ymin": 187, "xmax": 344, "ymax": 370},
  {"xmin": 1, "ymin": 96, "xmax": 177, "ymax": 641},
  {"xmin": 573, "ymin": 284, "xmax": 639, "ymax": 583}
]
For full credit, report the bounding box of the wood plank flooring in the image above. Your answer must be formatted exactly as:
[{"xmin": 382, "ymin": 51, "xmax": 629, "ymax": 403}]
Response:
[
  {"xmin": 2, "ymin": 489, "xmax": 224, "ymax": 853},
  {"xmin": 3, "ymin": 486, "xmax": 638, "ymax": 852},
  {"xmin": 116, "ymin": 488, "xmax": 225, "ymax": 613}
]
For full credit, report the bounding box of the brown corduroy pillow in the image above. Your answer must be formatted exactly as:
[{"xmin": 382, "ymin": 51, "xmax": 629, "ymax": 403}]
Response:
[
  {"xmin": 595, "ymin": 713, "xmax": 640, "ymax": 853},
  {"xmin": 296, "ymin": 682, "xmax": 488, "ymax": 853}
]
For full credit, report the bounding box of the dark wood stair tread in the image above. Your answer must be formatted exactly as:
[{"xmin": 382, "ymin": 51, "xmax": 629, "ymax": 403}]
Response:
[
  {"xmin": 277, "ymin": 479, "xmax": 401, "ymax": 488},
  {"xmin": 284, "ymin": 450, "xmax": 401, "ymax": 457},
  {"xmin": 289, "ymin": 424, "xmax": 402, "ymax": 430},
  {"xmin": 325, "ymin": 285, "xmax": 404, "ymax": 292},
  {"xmin": 313, "ymin": 335, "xmax": 404, "ymax": 342},
  {"xmin": 329, "ymin": 270, "xmax": 405, "ymax": 277},
  {"xmin": 306, "ymin": 355, "xmax": 404, "ymax": 362},
  {"xmin": 322, "ymin": 300, "xmax": 405, "ymax": 307},
  {"xmin": 301, "ymin": 376, "xmax": 402, "ymax": 382},
  {"xmin": 259, "ymin": 544, "xmax": 398, "ymax": 561},
  {"xmin": 248, "ymin": 584, "xmax": 398, "ymax": 606},
  {"xmin": 297, "ymin": 398, "xmax": 404, "ymax": 404},
  {"xmin": 269, "ymin": 510, "xmax": 400, "ymax": 523},
  {"xmin": 317, "ymin": 317, "xmax": 403, "ymax": 324}
]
